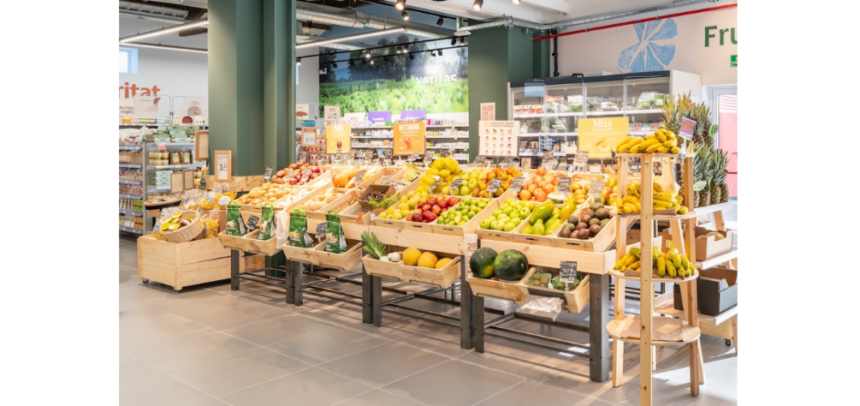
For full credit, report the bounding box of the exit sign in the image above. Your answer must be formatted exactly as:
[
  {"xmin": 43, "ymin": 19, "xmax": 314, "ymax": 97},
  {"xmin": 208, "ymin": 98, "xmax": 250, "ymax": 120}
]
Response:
[{"xmin": 730, "ymin": 54, "xmax": 737, "ymax": 67}]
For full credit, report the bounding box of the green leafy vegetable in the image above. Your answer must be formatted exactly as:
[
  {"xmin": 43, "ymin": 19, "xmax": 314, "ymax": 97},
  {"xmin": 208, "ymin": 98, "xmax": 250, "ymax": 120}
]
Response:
[{"xmin": 361, "ymin": 231, "xmax": 388, "ymax": 259}]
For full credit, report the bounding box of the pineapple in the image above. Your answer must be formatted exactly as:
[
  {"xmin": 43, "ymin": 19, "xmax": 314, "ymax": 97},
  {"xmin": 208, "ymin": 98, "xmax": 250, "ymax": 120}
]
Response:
[
  {"xmin": 661, "ymin": 93, "xmax": 694, "ymax": 146},
  {"xmin": 698, "ymin": 104, "xmax": 714, "ymax": 150},
  {"xmin": 712, "ymin": 149, "xmax": 729, "ymax": 203},
  {"xmin": 692, "ymin": 145, "xmax": 708, "ymax": 208}
]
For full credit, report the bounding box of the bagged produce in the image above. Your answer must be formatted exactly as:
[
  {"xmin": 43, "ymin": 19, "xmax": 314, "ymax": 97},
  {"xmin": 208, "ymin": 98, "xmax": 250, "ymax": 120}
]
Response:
[
  {"xmin": 256, "ymin": 202, "xmax": 275, "ymax": 241},
  {"xmin": 225, "ymin": 201, "xmax": 246, "ymax": 236},
  {"xmin": 325, "ymin": 210, "xmax": 347, "ymax": 253},
  {"xmin": 275, "ymin": 210, "xmax": 290, "ymax": 246},
  {"xmin": 288, "ymin": 208, "xmax": 314, "ymax": 247}
]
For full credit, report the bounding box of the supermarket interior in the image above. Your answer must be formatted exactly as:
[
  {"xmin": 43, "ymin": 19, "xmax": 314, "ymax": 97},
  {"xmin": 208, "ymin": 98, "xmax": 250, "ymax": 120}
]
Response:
[{"xmin": 116, "ymin": 1, "xmax": 740, "ymax": 405}]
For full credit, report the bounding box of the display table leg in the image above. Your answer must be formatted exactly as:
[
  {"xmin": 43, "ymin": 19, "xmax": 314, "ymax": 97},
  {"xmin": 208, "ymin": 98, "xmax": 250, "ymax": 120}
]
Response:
[
  {"xmin": 731, "ymin": 314, "xmax": 738, "ymax": 354},
  {"xmin": 284, "ymin": 261, "xmax": 293, "ymax": 304},
  {"xmin": 589, "ymin": 273, "xmax": 610, "ymax": 382},
  {"xmin": 230, "ymin": 250, "xmax": 240, "ymax": 291},
  {"xmin": 473, "ymin": 296, "xmax": 485, "ymax": 353},
  {"xmin": 459, "ymin": 256, "xmax": 473, "ymax": 350},
  {"xmin": 293, "ymin": 261, "xmax": 304, "ymax": 306},
  {"xmin": 362, "ymin": 265, "xmax": 373, "ymax": 324},
  {"xmin": 371, "ymin": 275, "xmax": 382, "ymax": 327}
]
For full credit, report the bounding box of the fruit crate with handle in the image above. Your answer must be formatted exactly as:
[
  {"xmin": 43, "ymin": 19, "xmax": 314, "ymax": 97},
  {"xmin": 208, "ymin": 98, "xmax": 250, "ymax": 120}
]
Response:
[
  {"xmin": 524, "ymin": 267, "xmax": 591, "ymax": 314},
  {"xmin": 549, "ymin": 215, "xmax": 618, "ymax": 253},
  {"xmin": 308, "ymin": 239, "xmax": 364, "ymax": 271},
  {"xmin": 362, "ymin": 250, "xmax": 461, "ymax": 289},
  {"xmin": 429, "ymin": 198, "xmax": 499, "ymax": 236},
  {"xmin": 217, "ymin": 229, "xmax": 281, "ymax": 256},
  {"xmin": 467, "ymin": 267, "xmax": 534, "ymax": 304},
  {"xmin": 358, "ymin": 167, "xmax": 404, "ymax": 189},
  {"xmin": 304, "ymin": 188, "xmax": 353, "ymax": 220}
]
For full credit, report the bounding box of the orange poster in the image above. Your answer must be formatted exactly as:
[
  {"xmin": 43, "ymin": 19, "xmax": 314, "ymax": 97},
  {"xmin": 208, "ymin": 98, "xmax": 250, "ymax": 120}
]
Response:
[
  {"xmin": 393, "ymin": 121, "xmax": 426, "ymax": 155},
  {"xmin": 325, "ymin": 123, "xmax": 351, "ymax": 154}
]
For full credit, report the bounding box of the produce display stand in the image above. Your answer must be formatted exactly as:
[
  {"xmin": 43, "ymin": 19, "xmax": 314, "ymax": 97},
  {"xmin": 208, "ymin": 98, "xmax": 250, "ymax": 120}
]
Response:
[{"xmin": 610, "ymin": 153, "xmax": 704, "ymax": 405}]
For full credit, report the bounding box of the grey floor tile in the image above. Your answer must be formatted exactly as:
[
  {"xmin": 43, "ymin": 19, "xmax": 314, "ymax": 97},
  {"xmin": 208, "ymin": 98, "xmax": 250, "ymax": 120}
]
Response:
[
  {"xmin": 125, "ymin": 329, "xmax": 259, "ymax": 373},
  {"xmin": 335, "ymin": 389, "xmax": 422, "ymax": 406},
  {"xmin": 221, "ymin": 367, "xmax": 373, "ymax": 406},
  {"xmin": 221, "ymin": 314, "xmax": 333, "ymax": 347},
  {"xmin": 144, "ymin": 290, "xmax": 250, "ymax": 318},
  {"xmin": 319, "ymin": 342, "xmax": 448, "ymax": 388},
  {"xmin": 383, "ymin": 360, "xmax": 524, "ymax": 406},
  {"xmin": 186, "ymin": 302, "xmax": 289, "ymax": 331},
  {"xmin": 475, "ymin": 380, "xmax": 611, "ymax": 406},
  {"xmin": 265, "ymin": 325, "xmax": 387, "ymax": 365},
  {"xmin": 393, "ymin": 320, "xmax": 477, "ymax": 357},
  {"xmin": 120, "ymin": 355, "xmax": 217, "ymax": 406},
  {"xmin": 458, "ymin": 337, "xmax": 574, "ymax": 378},
  {"xmin": 120, "ymin": 312, "xmax": 210, "ymax": 349},
  {"xmin": 169, "ymin": 347, "xmax": 313, "ymax": 397}
]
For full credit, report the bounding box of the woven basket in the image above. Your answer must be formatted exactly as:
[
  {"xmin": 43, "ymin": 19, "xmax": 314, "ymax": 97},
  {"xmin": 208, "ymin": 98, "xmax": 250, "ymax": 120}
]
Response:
[{"xmin": 162, "ymin": 211, "xmax": 204, "ymax": 243}]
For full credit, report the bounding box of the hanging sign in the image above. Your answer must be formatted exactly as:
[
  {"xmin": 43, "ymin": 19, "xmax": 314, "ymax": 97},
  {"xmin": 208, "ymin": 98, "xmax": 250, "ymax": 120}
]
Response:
[
  {"xmin": 480, "ymin": 103, "xmax": 496, "ymax": 121},
  {"xmin": 296, "ymin": 104, "xmax": 310, "ymax": 120},
  {"xmin": 325, "ymin": 123, "xmax": 351, "ymax": 154},
  {"xmin": 478, "ymin": 121, "xmax": 520, "ymax": 157},
  {"xmin": 324, "ymin": 105, "xmax": 341, "ymax": 121},
  {"xmin": 679, "ymin": 116, "xmax": 697, "ymax": 141},
  {"xmin": 393, "ymin": 121, "xmax": 426, "ymax": 155},
  {"xmin": 214, "ymin": 150, "xmax": 231, "ymax": 182},
  {"xmin": 578, "ymin": 117, "xmax": 628, "ymax": 158}
]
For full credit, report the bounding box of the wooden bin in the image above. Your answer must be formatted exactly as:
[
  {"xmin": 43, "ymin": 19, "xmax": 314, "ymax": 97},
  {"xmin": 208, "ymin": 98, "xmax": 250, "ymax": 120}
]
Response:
[
  {"xmin": 317, "ymin": 190, "xmax": 361, "ymax": 218},
  {"xmin": 358, "ymin": 167, "xmax": 404, "ymax": 189},
  {"xmin": 429, "ymin": 198, "xmax": 499, "ymax": 236},
  {"xmin": 525, "ymin": 267, "xmax": 591, "ymax": 314},
  {"xmin": 467, "ymin": 267, "xmax": 533, "ymax": 304},
  {"xmin": 217, "ymin": 229, "xmax": 281, "ymax": 256},
  {"xmin": 511, "ymin": 217, "xmax": 556, "ymax": 246},
  {"xmin": 550, "ymin": 215, "xmax": 617, "ymax": 252},
  {"xmin": 137, "ymin": 236, "xmax": 264, "ymax": 291},
  {"xmin": 362, "ymin": 252, "xmax": 461, "ymax": 289}
]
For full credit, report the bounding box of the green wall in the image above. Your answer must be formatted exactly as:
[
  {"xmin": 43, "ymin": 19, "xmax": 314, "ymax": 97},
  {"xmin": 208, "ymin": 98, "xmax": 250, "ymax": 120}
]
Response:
[{"xmin": 467, "ymin": 27, "xmax": 549, "ymax": 160}]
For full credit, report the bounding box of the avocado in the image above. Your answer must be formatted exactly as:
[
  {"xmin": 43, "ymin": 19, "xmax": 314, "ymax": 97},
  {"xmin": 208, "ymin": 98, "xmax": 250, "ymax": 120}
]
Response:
[
  {"xmin": 595, "ymin": 208, "xmax": 610, "ymax": 220},
  {"xmin": 600, "ymin": 218, "xmax": 610, "ymax": 227},
  {"xmin": 568, "ymin": 215, "xmax": 579, "ymax": 225},
  {"xmin": 589, "ymin": 203, "xmax": 603, "ymax": 212},
  {"xmin": 589, "ymin": 218, "xmax": 601, "ymax": 227}
]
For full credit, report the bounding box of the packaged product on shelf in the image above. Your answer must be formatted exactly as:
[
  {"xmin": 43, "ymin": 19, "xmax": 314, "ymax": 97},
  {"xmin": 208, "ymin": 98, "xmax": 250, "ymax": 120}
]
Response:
[
  {"xmin": 324, "ymin": 210, "xmax": 347, "ymax": 253},
  {"xmin": 225, "ymin": 201, "xmax": 246, "ymax": 236},
  {"xmin": 288, "ymin": 208, "xmax": 314, "ymax": 247},
  {"xmin": 256, "ymin": 203, "xmax": 275, "ymax": 241},
  {"xmin": 151, "ymin": 207, "xmax": 181, "ymax": 241},
  {"xmin": 199, "ymin": 211, "xmax": 220, "ymax": 239}
]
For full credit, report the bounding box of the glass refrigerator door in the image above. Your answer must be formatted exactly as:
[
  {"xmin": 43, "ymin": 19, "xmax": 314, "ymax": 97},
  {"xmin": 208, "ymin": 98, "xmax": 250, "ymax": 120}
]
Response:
[
  {"xmin": 624, "ymin": 75, "xmax": 671, "ymax": 135},
  {"xmin": 584, "ymin": 79, "xmax": 624, "ymax": 116}
]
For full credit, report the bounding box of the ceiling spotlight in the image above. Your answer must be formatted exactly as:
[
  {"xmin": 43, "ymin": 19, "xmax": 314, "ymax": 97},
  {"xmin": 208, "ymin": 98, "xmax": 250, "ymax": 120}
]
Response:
[
  {"xmin": 296, "ymin": 58, "xmax": 302, "ymax": 66},
  {"xmin": 364, "ymin": 51, "xmax": 371, "ymax": 59},
  {"xmin": 473, "ymin": 0, "xmax": 483, "ymax": 11},
  {"xmin": 401, "ymin": 10, "xmax": 409, "ymax": 20},
  {"xmin": 333, "ymin": 62, "xmax": 338, "ymax": 68},
  {"xmin": 394, "ymin": 0, "xmax": 406, "ymax": 11},
  {"xmin": 431, "ymin": 51, "xmax": 436, "ymax": 57},
  {"xmin": 451, "ymin": 38, "xmax": 456, "ymax": 46},
  {"xmin": 460, "ymin": 37, "xmax": 466, "ymax": 45},
  {"xmin": 437, "ymin": 17, "xmax": 444, "ymax": 26},
  {"xmin": 384, "ymin": 56, "xmax": 389, "ymax": 62},
  {"xmin": 370, "ymin": 59, "xmax": 375, "ymax": 65},
  {"xmin": 409, "ymin": 54, "xmax": 414, "ymax": 60},
  {"xmin": 438, "ymin": 49, "xmax": 443, "ymax": 56},
  {"xmin": 512, "ymin": 0, "xmax": 521, "ymax": 4}
]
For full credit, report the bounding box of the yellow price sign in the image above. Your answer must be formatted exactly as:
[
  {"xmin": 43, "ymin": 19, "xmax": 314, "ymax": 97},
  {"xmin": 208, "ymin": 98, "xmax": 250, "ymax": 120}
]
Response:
[
  {"xmin": 577, "ymin": 117, "xmax": 629, "ymax": 158},
  {"xmin": 325, "ymin": 123, "xmax": 352, "ymax": 154}
]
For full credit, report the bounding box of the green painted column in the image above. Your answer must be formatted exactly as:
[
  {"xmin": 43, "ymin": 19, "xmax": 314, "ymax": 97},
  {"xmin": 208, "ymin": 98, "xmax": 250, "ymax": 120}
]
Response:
[
  {"xmin": 209, "ymin": 0, "xmax": 296, "ymax": 175},
  {"xmin": 467, "ymin": 27, "xmax": 546, "ymax": 160}
]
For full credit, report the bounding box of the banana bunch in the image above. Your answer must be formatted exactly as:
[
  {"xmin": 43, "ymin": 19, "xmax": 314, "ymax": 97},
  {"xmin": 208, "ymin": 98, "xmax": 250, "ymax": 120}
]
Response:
[
  {"xmin": 652, "ymin": 182, "xmax": 689, "ymax": 214},
  {"xmin": 608, "ymin": 180, "xmax": 689, "ymax": 215},
  {"xmin": 615, "ymin": 129, "xmax": 681, "ymax": 154},
  {"xmin": 613, "ymin": 244, "xmax": 696, "ymax": 279}
]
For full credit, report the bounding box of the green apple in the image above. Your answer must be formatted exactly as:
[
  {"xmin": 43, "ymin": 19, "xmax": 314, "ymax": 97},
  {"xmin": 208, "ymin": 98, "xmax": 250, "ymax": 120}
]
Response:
[
  {"xmin": 492, "ymin": 209, "xmax": 502, "ymax": 217},
  {"xmin": 518, "ymin": 207, "xmax": 531, "ymax": 218},
  {"xmin": 505, "ymin": 198, "xmax": 515, "ymax": 204},
  {"xmin": 480, "ymin": 219, "xmax": 492, "ymax": 229},
  {"xmin": 525, "ymin": 201, "xmax": 535, "ymax": 210},
  {"xmin": 504, "ymin": 222, "xmax": 517, "ymax": 232},
  {"xmin": 502, "ymin": 206, "xmax": 515, "ymax": 216}
]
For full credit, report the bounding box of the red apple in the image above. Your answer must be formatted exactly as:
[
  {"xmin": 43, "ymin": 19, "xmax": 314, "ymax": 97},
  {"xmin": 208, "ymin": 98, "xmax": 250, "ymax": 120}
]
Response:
[
  {"xmin": 438, "ymin": 201, "xmax": 448, "ymax": 209},
  {"xmin": 411, "ymin": 213, "xmax": 423, "ymax": 222},
  {"xmin": 448, "ymin": 197, "xmax": 458, "ymax": 206},
  {"xmin": 288, "ymin": 178, "xmax": 298, "ymax": 185},
  {"xmin": 427, "ymin": 198, "xmax": 437, "ymax": 206},
  {"xmin": 312, "ymin": 167, "xmax": 321, "ymax": 174},
  {"xmin": 431, "ymin": 204, "xmax": 441, "ymax": 214}
]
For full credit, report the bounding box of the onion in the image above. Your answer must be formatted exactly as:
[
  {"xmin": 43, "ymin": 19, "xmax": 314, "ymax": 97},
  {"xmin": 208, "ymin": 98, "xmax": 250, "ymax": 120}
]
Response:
[
  {"xmin": 380, "ymin": 256, "xmax": 391, "ymax": 262},
  {"xmin": 388, "ymin": 252, "xmax": 402, "ymax": 262}
]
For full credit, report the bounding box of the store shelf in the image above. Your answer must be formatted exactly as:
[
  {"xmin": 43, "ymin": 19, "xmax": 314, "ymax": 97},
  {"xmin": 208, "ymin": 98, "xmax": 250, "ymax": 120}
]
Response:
[
  {"xmin": 119, "ymin": 226, "xmax": 143, "ymax": 235},
  {"xmin": 656, "ymin": 300, "xmax": 739, "ymax": 327},
  {"xmin": 519, "ymin": 152, "xmax": 567, "ymax": 157},
  {"xmin": 148, "ymin": 187, "xmax": 170, "ymax": 194},
  {"xmin": 119, "ymin": 145, "xmax": 142, "ymax": 151},
  {"xmin": 520, "ymin": 132, "xmax": 578, "ymax": 137},
  {"xmin": 119, "ymin": 163, "xmax": 143, "ymax": 169},
  {"xmin": 586, "ymin": 110, "xmax": 624, "ymax": 116},
  {"xmin": 606, "ymin": 315, "xmax": 701, "ymax": 346},
  {"xmin": 147, "ymin": 163, "xmax": 204, "ymax": 171},
  {"xmin": 118, "ymin": 179, "xmax": 142, "ymax": 185},
  {"xmin": 119, "ymin": 193, "xmax": 142, "ymax": 199},
  {"xmin": 428, "ymin": 146, "xmax": 468, "ymax": 150},
  {"xmin": 426, "ymin": 135, "xmax": 465, "ymax": 139},
  {"xmin": 427, "ymin": 124, "xmax": 469, "ymax": 128},
  {"xmin": 119, "ymin": 209, "xmax": 143, "ymax": 217},
  {"xmin": 609, "ymin": 269, "xmax": 698, "ymax": 284},
  {"xmin": 351, "ymin": 136, "xmax": 392, "ymax": 139},
  {"xmin": 149, "ymin": 142, "xmax": 195, "ymax": 148},
  {"xmin": 692, "ymin": 202, "xmax": 733, "ymax": 216},
  {"xmin": 696, "ymin": 249, "xmax": 738, "ymax": 270},
  {"xmin": 352, "ymin": 126, "xmax": 392, "ymax": 130},
  {"xmin": 625, "ymin": 109, "xmax": 663, "ymax": 115},
  {"xmin": 514, "ymin": 112, "xmax": 583, "ymax": 119},
  {"xmin": 351, "ymin": 146, "xmax": 392, "ymax": 149}
]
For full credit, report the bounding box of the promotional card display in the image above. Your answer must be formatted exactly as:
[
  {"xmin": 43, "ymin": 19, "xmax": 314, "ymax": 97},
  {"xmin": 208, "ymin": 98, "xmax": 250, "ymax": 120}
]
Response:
[
  {"xmin": 296, "ymin": 104, "xmax": 310, "ymax": 120},
  {"xmin": 478, "ymin": 121, "xmax": 520, "ymax": 157},
  {"xmin": 343, "ymin": 112, "xmax": 366, "ymax": 127},
  {"xmin": 393, "ymin": 121, "xmax": 426, "ymax": 155},
  {"xmin": 578, "ymin": 117, "xmax": 629, "ymax": 158},
  {"xmin": 301, "ymin": 127, "xmax": 317, "ymax": 146},
  {"xmin": 324, "ymin": 105, "xmax": 341, "ymax": 121},
  {"xmin": 325, "ymin": 123, "xmax": 351, "ymax": 154}
]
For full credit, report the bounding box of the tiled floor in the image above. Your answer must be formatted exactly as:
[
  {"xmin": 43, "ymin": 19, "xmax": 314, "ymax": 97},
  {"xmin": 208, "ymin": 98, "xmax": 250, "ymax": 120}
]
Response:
[{"xmin": 120, "ymin": 237, "xmax": 737, "ymax": 405}]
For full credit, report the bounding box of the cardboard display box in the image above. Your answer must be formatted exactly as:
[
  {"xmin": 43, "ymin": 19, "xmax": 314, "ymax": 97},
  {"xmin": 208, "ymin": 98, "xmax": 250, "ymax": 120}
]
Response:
[
  {"xmin": 674, "ymin": 267, "xmax": 738, "ymax": 316},
  {"xmin": 693, "ymin": 227, "xmax": 734, "ymax": 260}
]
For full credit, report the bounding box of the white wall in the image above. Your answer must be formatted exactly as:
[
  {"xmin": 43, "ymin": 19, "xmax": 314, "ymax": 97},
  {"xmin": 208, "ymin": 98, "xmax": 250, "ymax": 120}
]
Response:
[
  {"xmin": 556, "ymin": 5, "xmax": 737, "ymax": 86},
  {"xmin": 297, "ymin": 47, "xmax": 320, "ymax": 119}
]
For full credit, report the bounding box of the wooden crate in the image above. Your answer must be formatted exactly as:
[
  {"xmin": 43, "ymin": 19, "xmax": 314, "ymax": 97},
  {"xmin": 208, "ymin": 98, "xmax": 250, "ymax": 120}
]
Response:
[
  {"xmin": 429, "ymin": 196, "xmax": 500, "ymax": 236},
  {"xmin": 479, "ymin": 239, "xmax": 615, "ymax": 275},
  {"xmin": 217, "ymin": 229, "xmax": 281, "ymax": 256},
  {"xmin": 525, "ymin": 267, "xmax": 591, "ymax": 314},
  {"xmin": 511, "ymin": 217, "xmax": 557, "ymax": 246},
  {"xmin": 362, "ymin": 252, "xmax": 460, "ymax": 289},
  {"xmin": 137, "ymin": 236, "xmax": 264, "ymax": 291},
  {"xmin": 358, "ymin": 167, "xmax": 403, "ymax": 189},
  {"xmin": 467, "ymin": 267, "xmax": 533, "ymax": 304},
  {"xmin": 317, "ymin": 190, "xmax": 361, "ymax": 218},
  {"xmin": 550, "ymin": 215, "xmax": 617, "ymax": 252},
  {"xmin": 309, "ymin": 239, "xmax": 364, "ymax": 271},
  {"xmin": 308, "ymin": 216, "xmax": 368, "ymax": 241}
]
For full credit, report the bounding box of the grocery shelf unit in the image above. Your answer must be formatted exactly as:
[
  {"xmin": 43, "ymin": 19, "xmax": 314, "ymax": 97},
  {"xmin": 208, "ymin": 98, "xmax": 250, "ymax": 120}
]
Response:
[
  {"xmin": 119, "ymin": 132, "xmax": 146, "ymax": 235},
  {"xmin": 508, "ymin": 70, "xmax": 701, "ymax": 168},
  {"xmin": 611, "ymin": 152, "xmax": 704, "ymax": 404},
  {"xmin": 425, "ymin": 124, "xmax": 470, "ymax": 163}
]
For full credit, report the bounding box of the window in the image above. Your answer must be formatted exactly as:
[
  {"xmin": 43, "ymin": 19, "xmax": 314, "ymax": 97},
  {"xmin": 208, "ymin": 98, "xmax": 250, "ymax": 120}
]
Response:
[{"xmin": 119, "ymin": 47, "xmax": 139, "ymax": 74}]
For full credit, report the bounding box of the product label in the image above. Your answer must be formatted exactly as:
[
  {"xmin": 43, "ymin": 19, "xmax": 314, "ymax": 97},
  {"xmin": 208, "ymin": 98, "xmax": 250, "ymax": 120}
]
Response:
[
  {"xmin": 301, "ymin": 169, "xmax": 311, "ymax": 183},
  {"xmin": 511, "ymin": 177, "xmax": 526, "ymax": 190},
  {"xmin": 264, "ymin": 166, "xmax": 273, "ymax": 182},
  {"xmin": 449, "ymin": 178, "xmax": 463, "ymax": 194},
  {"xmin": 247, "ymin": 215, "xmax": 259, "ymax": 231},
  {"xmin": 315, "ymin": 222, "xmax": 327, "ymax": 238},
  {"xmin": 574, "ymin": 151, "xmax": 589, "ymax": 168},
  {"xmin": 588, "ymin": 180, "xmax": 605, "ymax": 198},
  {"xmin": 218, "ymin": 196, "xmax": 231, "ymax": 206},
  {"xmin": 354, "ymin": 170, "xmax": 366, "ymax": 185},
  {"xmin": 487, "ymin": 178, "xmax": 502, "ymax": 194},
  {"xmin": 499, "ymin": 157, "xmax": 513, "ymax": 168},
  {"xmin": 558, "ymin": 177, "xmax": 572, "ymax": 194},
  {"xmin": 560, "ymin": 261, "xmax": 578, "ymax": 282}
]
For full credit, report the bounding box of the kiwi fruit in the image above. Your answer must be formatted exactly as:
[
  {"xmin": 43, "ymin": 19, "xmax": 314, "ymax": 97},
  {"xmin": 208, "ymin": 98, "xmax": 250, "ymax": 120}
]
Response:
[
  {"xmin": 589, "ymin": 203, "xmax": 603, "ymax": 212},
  {"xmin": 580, "ymin": 214, "xmax": 592, "ymax": 224},
  {"xmin": 568, "ymin": 223, "xmax": 577, "ymax": 232},
  {"xmin": 600, "ymin": 218, "xmax": 610, "ymax": 227},
  {"xmin": 595, "ymin": 208, "xmax": 609, "ymax": 220},
  {"xmin": 578, "ymin": 229, "xmax": 591, "ymax": 239},
  {"xmin": 589, "ymin": 224, "xmax": 602, "ymax": 235},
  {"xmin": 560, "ymin": 226, "xmax": 571, "ymax": 238},
  {"xmin": 568, "ymin": 215, "xmax": 580, "ymax": 226},
  {"xmin": 576, "ymin": 222, "xmax": 589, "ymax": 231}
]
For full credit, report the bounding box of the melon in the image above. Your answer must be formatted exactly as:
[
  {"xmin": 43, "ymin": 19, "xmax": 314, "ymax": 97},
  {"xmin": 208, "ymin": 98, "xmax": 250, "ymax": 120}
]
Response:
[
  {"xmin": 469, "ymin": 247, "xmax": 497, "ymax": 279},
  {"xmin": 494, "ymin": 250, "xmax": 529, "ymax": 281}
]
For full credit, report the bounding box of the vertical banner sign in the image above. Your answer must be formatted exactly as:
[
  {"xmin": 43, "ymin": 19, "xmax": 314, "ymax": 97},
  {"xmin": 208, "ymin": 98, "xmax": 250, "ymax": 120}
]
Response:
[
  {"xmin": 324, "ymin": 105, "xmax": 341, "ymax": 121},
  {"xmin": 301, "ymin": 127, "xmax": 317, "ymax": 146},
  {"xmin": 214, "ymin": 150, "xmax": 232, "ymax": 182},
  {"xmin": 393, "ymin": 121, "xmax": 426, "ymax": 155},
  {"xmin": 578, "ymin": 117, "xmax": 629, "ymax": 158},
  {"xmin": 296, "ymin": 104, "xmax": 310, "ymax": 120},
  {"xmin": 478, "ymin": 121, "xmax": 520, "ymax": 157},
  {"xmin": 679, "ymin": 116, "xmax": 697, "ymax": 141},
  {"xmin": 480, "ymin": 103, "xmax": 496, "ymax": 121},
  {"xmin": 325, "ymin": 124, "xmax": 351, "ymax": 154}
]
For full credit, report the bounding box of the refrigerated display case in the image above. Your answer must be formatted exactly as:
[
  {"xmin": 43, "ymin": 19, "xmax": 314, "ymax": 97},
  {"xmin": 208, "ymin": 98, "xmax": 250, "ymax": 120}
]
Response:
[{"xmin": 508, "ymin": 70, "xmax": 701, "ymax": 168}]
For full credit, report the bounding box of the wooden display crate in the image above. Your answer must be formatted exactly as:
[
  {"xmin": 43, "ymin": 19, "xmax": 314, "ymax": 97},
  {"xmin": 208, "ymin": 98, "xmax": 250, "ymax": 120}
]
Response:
[
  {"xmin": 550, "ymin": 216, "xmax": 617, "ymax": 252},
  {"xmin": 430, "ymin": 195, "xmax": 501, "ymax": 236},
  {"xmin": 524, "ymin": 267, "xmax": 591, "ymax": 314},
  {"xmin": 467, "ymin": 267, "xmax": 533, "ymax": 304},
  {"xmin": 217, "ymin": 229, "xmax": 281, "ymax": 256},
  {"xmin": 137, "ymin": 236, "xmax": 264, "ymax": 291},
  {"xmin": 281, "ymin": 239, "xmax": 363, "ymax": 271},
  {"xmin": 358, "ymin": 167, "xmax": 404, "ymax": 189},
  {"xmin": 304, "ymin": 188, "xmax": 352, "ymax": 220},
  {"xmin": 362, "ymin": 251, "xmax": 461, "ymax": 289}
]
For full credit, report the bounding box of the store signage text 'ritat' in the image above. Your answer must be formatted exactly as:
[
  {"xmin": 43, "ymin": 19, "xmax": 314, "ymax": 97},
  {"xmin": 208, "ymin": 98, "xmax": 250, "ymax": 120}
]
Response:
[{"xmin": 119, "ymin": 82, "xmax": 161, "ymax": 98}]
